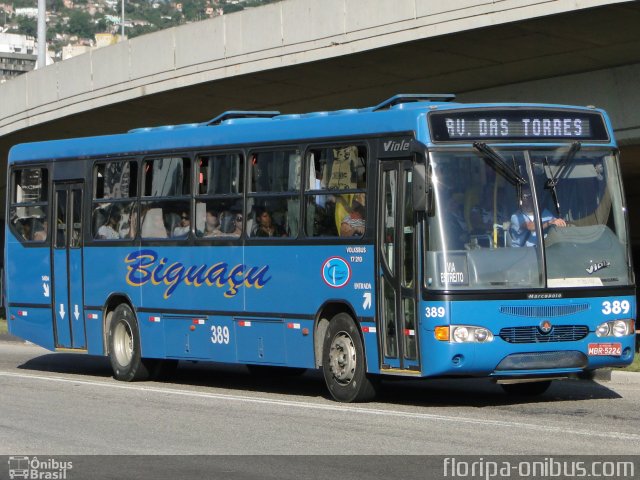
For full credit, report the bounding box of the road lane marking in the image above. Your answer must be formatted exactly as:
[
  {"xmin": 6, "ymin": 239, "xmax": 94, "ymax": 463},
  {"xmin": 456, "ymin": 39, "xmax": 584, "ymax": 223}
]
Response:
[{"xmin": 1, "ymin": 370, "xmax": 638, "ymax": 442}]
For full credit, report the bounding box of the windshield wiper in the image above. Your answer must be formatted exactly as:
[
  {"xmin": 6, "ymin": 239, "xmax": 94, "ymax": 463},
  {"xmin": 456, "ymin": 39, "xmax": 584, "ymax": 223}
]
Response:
[
  {"xmin": 544, "ymin": 141, "xmax": 581, "ymax": 214},
  {"xmin": 473, "ymin": 142, "xmax": 528, "ymax": 187}
]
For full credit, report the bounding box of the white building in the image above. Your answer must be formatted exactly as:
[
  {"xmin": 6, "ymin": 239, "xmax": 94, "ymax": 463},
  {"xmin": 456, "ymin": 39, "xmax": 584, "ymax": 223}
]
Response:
[
  {"xmin": 0, "ymin": 33, "xmax": 36, "ymax": 81},
  {"xmin": 62, "ymin": 43, "xmax": 91, "ymax": 60},
  {"xmin": 15, "ymin": 7, "xmax": 39, "ymax": 18}
]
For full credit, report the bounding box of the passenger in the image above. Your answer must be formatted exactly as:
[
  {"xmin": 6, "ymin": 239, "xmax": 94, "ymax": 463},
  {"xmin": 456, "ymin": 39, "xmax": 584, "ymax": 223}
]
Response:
[
  {"xmin": 19, "ymin": 220, "xmax": 32, "ymax": 241},
  {"xmin": 253, "ymin": 209, "xmax": 285, "ymax": 237},
  {"xmin": 33, "ymin": 219, "xmax": 48, "ymax": 242},
  {"xmin": 218, "ymin": 210, "xmax": 242, "ymax": 237},
  {"xmin": 98, "ymin": 211, "xmax": 121, "ymax": 239},
  {"xmin": 231, "ymin": 212, "xmax": 243, "ymax": 236},
  {"xmin": 340, "ymin": 202, "xmax": 365, "ymax": 237},
  {"xmin": 203, "ymin": 210, "xmax": 221, "ymax": 237},
  {"xmin": 141, "ymin": 208, "xmax": 167, "ymax": 238},
  {"xmin": 172, "ymin": 211, "xmax": 190, "ymax": 237},
  {"xmin": 123, "ymin": 208, "xmax": 137, "ymax": 239},
  {"xmin": 510, "ymin": 190, "xmax": 566, "ymax": 247}
]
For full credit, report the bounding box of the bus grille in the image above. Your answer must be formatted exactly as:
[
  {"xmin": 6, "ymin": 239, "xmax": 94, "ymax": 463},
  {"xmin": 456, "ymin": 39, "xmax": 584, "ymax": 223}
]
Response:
[
  {"xmin": 495, "ymin": 351, "xmax": 588, "ymax": 370},
  {"xmin": 499, "ymin": 304, "xmax": 589, "ymax": 318},
  {"xmin": 499, "ymin": 325, "xmax": 589, "ymax": 344}
]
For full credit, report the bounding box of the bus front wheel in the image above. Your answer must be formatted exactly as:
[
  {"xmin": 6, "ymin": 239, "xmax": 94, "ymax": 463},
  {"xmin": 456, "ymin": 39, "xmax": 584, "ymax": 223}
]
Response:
[
  {"xmin": 322, "ymin": 313, "xmax": 378, "ymax": 402},
  {"xmin": 108, "ymin": 304, "xmax": 150, "ymax": 382}
]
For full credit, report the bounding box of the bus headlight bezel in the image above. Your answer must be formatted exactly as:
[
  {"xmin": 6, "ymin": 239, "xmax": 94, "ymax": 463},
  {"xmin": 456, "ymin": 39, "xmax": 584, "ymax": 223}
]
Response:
[
  {"xmin": 449, "ymin": 325, "xmax": 494, "ymax": 343},
  {"xmin": 595, "ymin": 319, "xmax": 634, "ymax": 338}
]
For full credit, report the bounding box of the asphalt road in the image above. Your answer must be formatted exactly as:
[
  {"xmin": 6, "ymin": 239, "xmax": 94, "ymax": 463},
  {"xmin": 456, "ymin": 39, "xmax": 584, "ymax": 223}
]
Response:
[{"xmin": 1, "ymin": 340, "xmax": 640, "ymax": 458}]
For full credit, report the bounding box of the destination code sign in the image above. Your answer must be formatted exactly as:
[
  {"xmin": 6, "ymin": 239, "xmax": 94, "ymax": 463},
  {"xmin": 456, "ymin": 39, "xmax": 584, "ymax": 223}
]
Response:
[{"xmin": 429, "ymin": 109, "xmax": 609, "ymax": 142}]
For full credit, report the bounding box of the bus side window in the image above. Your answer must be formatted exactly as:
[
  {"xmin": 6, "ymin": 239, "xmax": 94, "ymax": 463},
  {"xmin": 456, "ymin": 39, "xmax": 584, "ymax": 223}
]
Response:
[
  {"xmin": 10, "ymin": 167, "xmax": 49, "ymax": 243},
  {"xmin": 92, "ymin": 160, "xmax": 138, "ymax": 241},
  {"xmin": 248, "ymin": 149, "xmax": 300, "ymax": 239},
  {"xmin": 195, "ymin": 153, "xmax": 244, "ymax": 240},
  {"xmin": 304, "ymin": 145, "xmax": 367, "ymax": 238},
  {"xmin": 141, "ymin": 157, "xmax": 191, "ymax": 240}
]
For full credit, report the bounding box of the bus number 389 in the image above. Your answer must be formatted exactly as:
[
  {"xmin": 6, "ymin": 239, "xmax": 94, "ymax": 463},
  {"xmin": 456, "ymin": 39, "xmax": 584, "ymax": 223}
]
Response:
[{"xmin": 211, "ymin": 325, "xmax": 230, "ymax": 344}]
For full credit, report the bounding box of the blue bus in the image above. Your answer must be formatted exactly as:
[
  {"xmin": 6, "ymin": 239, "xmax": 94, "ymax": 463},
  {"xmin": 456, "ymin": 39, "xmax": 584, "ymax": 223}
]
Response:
[{"xmin": 5, "ymin": 94, "xmax": 636, "ymax": 401}]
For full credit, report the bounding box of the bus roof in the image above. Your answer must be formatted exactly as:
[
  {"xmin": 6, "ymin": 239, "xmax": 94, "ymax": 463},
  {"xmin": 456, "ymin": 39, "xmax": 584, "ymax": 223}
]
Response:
[{"xmin": 8, "ymin": 95, "xmax": 615, "ymax": 163}]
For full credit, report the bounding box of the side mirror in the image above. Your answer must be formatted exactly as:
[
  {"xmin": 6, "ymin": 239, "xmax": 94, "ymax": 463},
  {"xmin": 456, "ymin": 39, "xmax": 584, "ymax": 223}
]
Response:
[
  {"xmin": 410, "ymin": 140, "xmax": 432, "ymax": 214},
  {"xmin": 412, "ymin": 163, "xmax": 427, "ymax": 212}
]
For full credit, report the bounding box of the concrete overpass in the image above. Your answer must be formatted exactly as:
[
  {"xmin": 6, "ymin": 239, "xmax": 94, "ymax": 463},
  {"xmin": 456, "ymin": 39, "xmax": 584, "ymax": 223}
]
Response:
[{"xmin": 1, "ymin": 0, "xmax": 639, "ymax": 244}]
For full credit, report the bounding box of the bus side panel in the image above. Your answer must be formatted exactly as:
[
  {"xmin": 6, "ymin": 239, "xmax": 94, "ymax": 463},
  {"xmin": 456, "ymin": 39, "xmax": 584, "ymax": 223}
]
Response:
[
  {"xmin": 84, "ymin": 309, "xmax": 105, "ymax": 355},
  {"xmin": 164, "ymin": 315, "xmax": 212, "ymax": 359},
  {"xmin": 243, "ymin": 245, "xmax": 375, "ymax": 315},
  {"xmin": 7, "ymin": 306, "xmax": 55, "ymax": 350},
  {"xmin": 5, "ymin": 241, "xmax": 51, "ymax": 306},
  {"xmin": 236, "ymin": 319, "xmax": 286, "ymax": 365},
  {"xmin": 5, "ymin": 236, "xmax": 54, "ymax": 349},
  {"xmin": 284, "ymin": 319, "xmax": 315, "ymax": 368},
  {"xmin": 243, "ymin": 244, "xmax": 376, "ymax": 367},
  {"xmin": 82, "ymin": 244, "xmax": 373, "ymax": 368},
  {"xmin": 361, "ymin": 327, "xmax": 381, "ymax": 374},
  {"xmin": 83, "ymin": 246, "xmax": 143, "ymax": 308},
  {"xmin": 138, "ymin": 316, "xmax": 166, "ymax": 358}
]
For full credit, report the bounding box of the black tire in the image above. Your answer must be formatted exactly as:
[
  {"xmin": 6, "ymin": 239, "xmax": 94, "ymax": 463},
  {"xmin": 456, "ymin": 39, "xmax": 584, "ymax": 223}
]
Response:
[
  {"xmin": 501, "ymin": 380, "xmax": 552, "ymax": 396},
  {"xmin": 108, "ymin": 304, "xmax": 150, "ymax": 381},
  {"xmin": 322, "ymin": 313, "xmax": 378, "ymax": 402}
]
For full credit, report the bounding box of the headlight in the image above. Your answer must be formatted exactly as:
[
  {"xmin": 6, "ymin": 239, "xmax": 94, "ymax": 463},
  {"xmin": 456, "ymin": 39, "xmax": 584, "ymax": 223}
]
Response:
[
  {"xmin": 453, "ymin": 326, "xmax": 469, "ymax": 342},
  {"xmin": 596, "ymin": 323, "xmax": 610, "ymax": 337},
  {"xmin": 596, "ymin": 319, "xmax": 634, "ymax": 337},
  {"xmin": 450, "ymin": 325, "xmax": 494, "ymax": 343},
  {"xmin": 612, "ymin": 320, "xmax": 630, "ymax": 337},
  {"xmin": 474, "ymin": 328, "xmax": 491, "ymax": 342}
]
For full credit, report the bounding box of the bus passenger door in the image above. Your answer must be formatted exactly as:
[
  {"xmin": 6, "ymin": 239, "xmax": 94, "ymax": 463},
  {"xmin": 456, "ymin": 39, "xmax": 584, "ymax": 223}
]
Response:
[
  {"xmin": 52, "ymin": 183, "xmax": 86, "ymax": 349},
  {"xmin": 378, "ymin": 161, "xmax": 420, "ymax": 372}
]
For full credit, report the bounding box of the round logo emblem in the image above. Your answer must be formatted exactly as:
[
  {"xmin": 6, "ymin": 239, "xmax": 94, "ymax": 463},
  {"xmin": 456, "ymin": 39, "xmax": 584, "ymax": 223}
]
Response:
[
  {"xmin": 539, "ymin": 320, "xmax": 552, "ymax": 334},
  {"xmin": 321, "ymin": 257, "xmax": 351, "ymax": 288}
]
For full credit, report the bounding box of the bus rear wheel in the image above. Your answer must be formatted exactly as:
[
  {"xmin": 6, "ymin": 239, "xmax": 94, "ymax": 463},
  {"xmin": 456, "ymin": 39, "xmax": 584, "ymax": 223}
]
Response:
[
  {"xmin": 322, "ymin": 313, "xmax": 377, "ymax": 402},
  {"xmin": 501, "ymin": 380, "xmax": 552, "ymax": 396},
  {"xmin": 108, "ymin": 304, "xmax": 150, "ymax": 381}
]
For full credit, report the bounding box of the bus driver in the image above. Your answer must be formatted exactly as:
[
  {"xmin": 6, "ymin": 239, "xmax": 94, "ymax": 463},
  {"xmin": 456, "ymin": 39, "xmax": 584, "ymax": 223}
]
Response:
[{"xmin": 509, "ymin": 190, "xmax": 566, "ymax": 247}]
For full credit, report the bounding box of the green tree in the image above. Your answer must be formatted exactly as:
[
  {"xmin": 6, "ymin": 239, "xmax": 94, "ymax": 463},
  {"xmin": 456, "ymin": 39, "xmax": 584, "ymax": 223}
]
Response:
[
  {"xmin": 68, "ymin": 10, "xmax": 95, "ymax": 38},
  {"xmin": 223, "ymin": 4, "xmax": 244, "ymax": 14},
  {"xmin": 17, "ymin": 16, "xmax": 37, "ymax": 37},
  {"xmin": 96, "ymin": 17, "xmax": 108, "ymax": 33},
  {"xmin": 46, "ymin": 0, "xmax": 65, "ymax": 13}
]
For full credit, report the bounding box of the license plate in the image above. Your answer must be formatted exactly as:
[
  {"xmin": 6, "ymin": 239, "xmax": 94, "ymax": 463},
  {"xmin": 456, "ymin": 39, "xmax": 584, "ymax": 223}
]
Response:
[{"xmin": 588, "ymin": 343, "xmax": 622, "ymax": 356}]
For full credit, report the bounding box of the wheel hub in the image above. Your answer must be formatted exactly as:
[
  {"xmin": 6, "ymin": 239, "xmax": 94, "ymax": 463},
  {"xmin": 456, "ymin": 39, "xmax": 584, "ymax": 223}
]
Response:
[
  {"xmin": 329, "ymin": 332, "xmax": 356, "ymax": 385},
  {"xmin": 113, "ymin": 321, "xmax": 133, "ymax": 367}
]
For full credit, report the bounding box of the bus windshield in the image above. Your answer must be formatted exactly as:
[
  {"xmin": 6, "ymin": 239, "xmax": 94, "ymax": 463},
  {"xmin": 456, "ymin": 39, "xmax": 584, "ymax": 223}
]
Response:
[{"xmin": 425, "ymin": 147, "xmax": 632, "ymax": 290}]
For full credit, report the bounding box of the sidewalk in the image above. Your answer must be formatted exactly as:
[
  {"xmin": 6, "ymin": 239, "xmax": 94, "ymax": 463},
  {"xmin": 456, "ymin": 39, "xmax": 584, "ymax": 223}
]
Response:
[{"xmin": 0, "ymin": 332, "xmax": 23, "ymax": 343}]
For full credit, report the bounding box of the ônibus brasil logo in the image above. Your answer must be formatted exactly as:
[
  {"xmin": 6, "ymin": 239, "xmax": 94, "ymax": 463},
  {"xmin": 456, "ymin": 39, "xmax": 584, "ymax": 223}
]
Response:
[
  {"xmin": 321, "ymin": 257, "xmax": 351, "ymax": 288},
  {"xmin": 8, "ymin": 456, "xmax": 73, "ymax": 479}
]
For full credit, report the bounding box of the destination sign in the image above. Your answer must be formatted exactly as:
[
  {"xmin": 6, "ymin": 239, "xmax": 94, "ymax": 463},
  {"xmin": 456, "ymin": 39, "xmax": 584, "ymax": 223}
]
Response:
[{"xmin": 429, "ymin": 109, "xmax": 609, "ymax": 142}]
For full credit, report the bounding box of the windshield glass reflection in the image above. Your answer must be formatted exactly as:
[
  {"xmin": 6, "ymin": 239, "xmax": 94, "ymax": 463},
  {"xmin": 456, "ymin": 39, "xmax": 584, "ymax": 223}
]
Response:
[{"xmin": 425, "ymin": 148, "xmax": 631, "ymax": 291}]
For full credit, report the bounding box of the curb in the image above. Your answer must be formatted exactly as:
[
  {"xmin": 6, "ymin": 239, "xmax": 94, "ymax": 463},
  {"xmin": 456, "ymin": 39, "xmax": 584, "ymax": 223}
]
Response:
[{"xmin": 608, "ymin": 369, "xmax": 640, "ymax": 385}]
